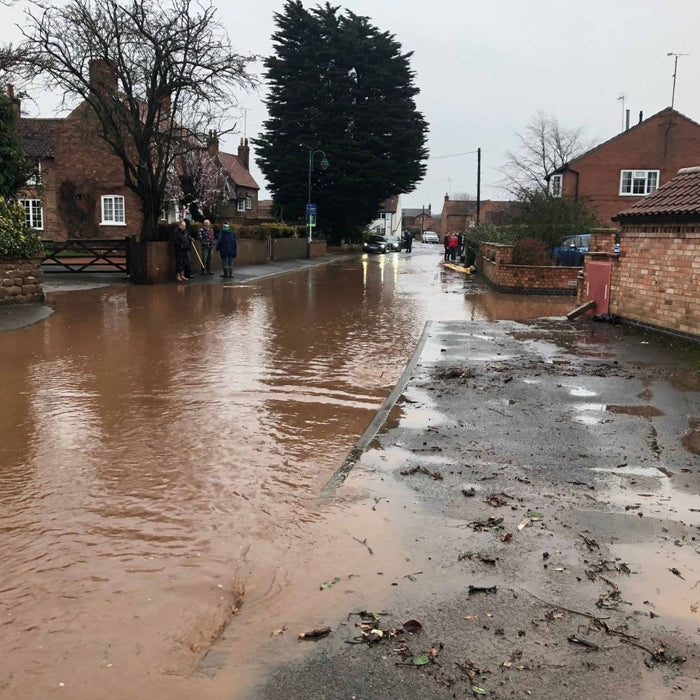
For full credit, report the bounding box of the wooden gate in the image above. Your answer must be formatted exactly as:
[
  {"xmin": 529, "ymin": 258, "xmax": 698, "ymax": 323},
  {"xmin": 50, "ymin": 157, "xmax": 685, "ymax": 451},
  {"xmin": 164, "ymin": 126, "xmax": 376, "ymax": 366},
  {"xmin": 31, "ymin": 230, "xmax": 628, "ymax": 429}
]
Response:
[
  {"xmin": 41, "ymin": 239, "xmax": 128, "ymax": 273},
  {"xmin": 585, "ymin": 260, "xmax": 612, "ymax": 315}
]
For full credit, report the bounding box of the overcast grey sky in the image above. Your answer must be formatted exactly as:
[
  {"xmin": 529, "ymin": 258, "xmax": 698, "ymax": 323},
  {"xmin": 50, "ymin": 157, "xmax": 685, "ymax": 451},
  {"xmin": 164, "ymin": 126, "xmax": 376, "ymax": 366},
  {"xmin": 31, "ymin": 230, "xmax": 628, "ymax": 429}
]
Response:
[{"xmin": 6, "ymin": 0, "xmax": 700, "ymax": 213}]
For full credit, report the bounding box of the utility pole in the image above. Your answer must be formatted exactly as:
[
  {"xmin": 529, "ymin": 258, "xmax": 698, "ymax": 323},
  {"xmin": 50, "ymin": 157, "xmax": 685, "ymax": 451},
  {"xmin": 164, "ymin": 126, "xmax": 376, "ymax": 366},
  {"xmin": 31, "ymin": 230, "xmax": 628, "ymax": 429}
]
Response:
[
  {"xmin": 476, "ymin": 148, "xmax": 481, "ymax": 226},
  {"xmin": 667, "ymin": 52, "xmax": 689, "ymax": 109}
]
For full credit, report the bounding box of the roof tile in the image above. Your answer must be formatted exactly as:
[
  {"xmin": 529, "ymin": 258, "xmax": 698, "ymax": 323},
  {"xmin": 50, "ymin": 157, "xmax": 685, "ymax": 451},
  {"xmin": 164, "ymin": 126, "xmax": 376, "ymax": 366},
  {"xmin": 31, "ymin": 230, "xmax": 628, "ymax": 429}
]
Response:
[
  {"xmin": 218, "ymin": 151, "xmax": 259, "ymax": 190},
  {"xmin": 18, "ymin": 118, "xmax": 62, "ymax": 158}
]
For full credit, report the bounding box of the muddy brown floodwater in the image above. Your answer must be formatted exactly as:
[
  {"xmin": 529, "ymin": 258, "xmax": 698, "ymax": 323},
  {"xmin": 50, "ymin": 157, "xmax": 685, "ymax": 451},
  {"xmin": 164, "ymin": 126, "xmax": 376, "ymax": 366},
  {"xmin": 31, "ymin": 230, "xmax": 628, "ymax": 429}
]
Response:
[{"xmin": 0, "ymin": 250, "xmax": 572, "ymax": 698}]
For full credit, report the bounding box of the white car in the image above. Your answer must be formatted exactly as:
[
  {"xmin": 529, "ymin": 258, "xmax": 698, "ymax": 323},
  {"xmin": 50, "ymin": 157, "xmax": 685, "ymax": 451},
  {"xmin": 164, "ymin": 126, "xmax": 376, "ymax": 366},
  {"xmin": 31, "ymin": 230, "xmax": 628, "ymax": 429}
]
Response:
[{"xmin": 422, "ymin": 231, "xmax": 439, "ymax": 244}]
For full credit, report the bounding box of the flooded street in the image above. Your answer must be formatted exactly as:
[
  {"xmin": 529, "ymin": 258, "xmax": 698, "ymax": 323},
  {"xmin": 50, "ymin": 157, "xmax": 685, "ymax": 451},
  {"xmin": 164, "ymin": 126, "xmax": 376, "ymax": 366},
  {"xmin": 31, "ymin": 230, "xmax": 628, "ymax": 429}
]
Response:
[{"xmin": 0, "ymin": 248, "xmax": 572, "ymax": 698}]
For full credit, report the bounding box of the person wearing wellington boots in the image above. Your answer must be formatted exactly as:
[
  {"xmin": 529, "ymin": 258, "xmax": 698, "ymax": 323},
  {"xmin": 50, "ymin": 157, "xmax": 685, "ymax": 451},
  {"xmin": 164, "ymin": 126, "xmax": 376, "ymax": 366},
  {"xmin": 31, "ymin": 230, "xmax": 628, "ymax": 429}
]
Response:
[
  {"xmin": 198, "ymin": 219, "xmax": 216, "ymax": 275},
  {"xmin": 216, "ymin": 222, "xmax": 237, "ymax": 278},
  {"xmin": 173, "ymin": 219, "xmax": 192, "ymax": 282}
]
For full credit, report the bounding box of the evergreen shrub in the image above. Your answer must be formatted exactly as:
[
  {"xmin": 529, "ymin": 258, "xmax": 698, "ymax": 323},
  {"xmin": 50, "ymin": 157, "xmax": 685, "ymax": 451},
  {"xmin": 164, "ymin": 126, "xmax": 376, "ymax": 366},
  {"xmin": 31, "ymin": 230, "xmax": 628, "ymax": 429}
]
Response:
[{"xmin": 0, "ymin": 197, "xmax": 45, "ymax": 258}]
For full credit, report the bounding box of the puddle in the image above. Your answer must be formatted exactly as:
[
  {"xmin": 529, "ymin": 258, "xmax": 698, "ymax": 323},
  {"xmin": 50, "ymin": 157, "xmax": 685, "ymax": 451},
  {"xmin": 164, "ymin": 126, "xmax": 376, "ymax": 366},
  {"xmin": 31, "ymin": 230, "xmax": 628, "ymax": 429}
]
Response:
[
  {"xmin": 607, "ymin": 405, "xmax": 665, "ymax": 418},
  {"xmin": 573, "ymin": 403, "xmax": 607, "ymax": 425},
  {"xmin": 611, "ymin": 542, "xmax": 700, "ymax": 636},
  {"xmin": 683, "ymin": 420, "xmax": 700, "ymax": 456},
  {"xmin": 594, "ymin": 467, "xmax": 700, "ymax": 527},
  {"xmin": 569, "ymin": 387, "xmax": 597, "ymax": 397},
  {"xmin": 671, "ymin": 369, "xmax": 700, "ymax": 392},
  {"xmin": 394, "ymin": 385, "xmax": 449, "ymax": 429}
]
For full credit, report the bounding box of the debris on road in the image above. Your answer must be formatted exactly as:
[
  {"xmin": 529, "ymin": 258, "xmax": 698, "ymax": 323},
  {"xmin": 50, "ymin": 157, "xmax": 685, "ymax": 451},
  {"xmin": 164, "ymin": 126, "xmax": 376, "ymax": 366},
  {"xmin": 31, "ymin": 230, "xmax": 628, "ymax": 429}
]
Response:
[{"xmin": 298, "ymin": 626, "xmax": 331, "ymax": 640}]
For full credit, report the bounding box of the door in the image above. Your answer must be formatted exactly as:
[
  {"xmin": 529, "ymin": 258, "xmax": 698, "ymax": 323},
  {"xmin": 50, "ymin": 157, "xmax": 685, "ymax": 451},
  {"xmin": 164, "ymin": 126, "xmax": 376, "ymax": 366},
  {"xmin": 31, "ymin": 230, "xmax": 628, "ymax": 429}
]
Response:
[{"xmin": 585, "ymin": 260, "xmax": 612, "ymax": 315}]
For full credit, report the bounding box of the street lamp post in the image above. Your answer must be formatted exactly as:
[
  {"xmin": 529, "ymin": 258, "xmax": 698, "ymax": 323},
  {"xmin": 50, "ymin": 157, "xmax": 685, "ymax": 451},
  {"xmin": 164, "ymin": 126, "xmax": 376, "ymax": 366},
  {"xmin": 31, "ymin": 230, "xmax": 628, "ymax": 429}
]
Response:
[{"xmin": 307, "ymin": 148, "xmax": 329, "ymax": 247}]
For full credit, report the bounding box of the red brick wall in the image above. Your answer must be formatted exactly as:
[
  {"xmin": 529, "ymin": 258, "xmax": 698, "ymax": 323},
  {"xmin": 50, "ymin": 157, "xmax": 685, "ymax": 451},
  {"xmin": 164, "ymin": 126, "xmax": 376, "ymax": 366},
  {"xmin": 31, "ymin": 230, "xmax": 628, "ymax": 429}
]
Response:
[
  {"xmin": 477, "ymin": 243, "xmax": 578, "ymax": 294},
  {"xmin": 612, "ymin": 224, "xmax": 699, "ymax": 337},
  {"xmin": 561, "ymin": 112, "xmax": 700, "ymax": 225}
]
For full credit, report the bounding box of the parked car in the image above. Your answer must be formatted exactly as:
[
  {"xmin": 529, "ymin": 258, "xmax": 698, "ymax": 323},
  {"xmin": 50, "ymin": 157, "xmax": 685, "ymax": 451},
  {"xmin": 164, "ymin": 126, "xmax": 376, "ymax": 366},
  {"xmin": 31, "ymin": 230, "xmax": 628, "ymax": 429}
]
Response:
[
  {"xmin": 422, "ymin": 231, "xmax": 439, "ymax": 244},
  {"xmin": 363, "ymin": 235, "xmax": 389, "ymax": 254},
  {"xmin": 552, "ymin": 233, "xmax": 591, "ymax": 266},
  {"xmin": 385, "ymin": 235, "xmax": 401, "ymax": 252}
]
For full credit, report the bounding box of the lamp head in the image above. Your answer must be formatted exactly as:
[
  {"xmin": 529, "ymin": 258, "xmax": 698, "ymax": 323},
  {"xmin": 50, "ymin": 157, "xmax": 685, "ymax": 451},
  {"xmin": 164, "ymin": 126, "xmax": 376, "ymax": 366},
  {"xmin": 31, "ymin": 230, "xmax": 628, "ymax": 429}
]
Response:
[{"xmin": 320, "ymin": 156, "xmax": 329, "ymax": 170}]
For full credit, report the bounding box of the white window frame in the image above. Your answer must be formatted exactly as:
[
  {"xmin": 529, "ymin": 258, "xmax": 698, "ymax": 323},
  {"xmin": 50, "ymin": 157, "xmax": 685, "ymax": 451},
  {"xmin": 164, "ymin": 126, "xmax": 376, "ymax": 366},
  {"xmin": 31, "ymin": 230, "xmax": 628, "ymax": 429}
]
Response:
[
  {"xmin": 101, "ymin": 195, "xmax": 126, "ymax": 225},
  {"xmin": 619, "ymin": 169, "xmax": 659, "ymax": 196},
  {"xmin": 20, "ymin": 199, "xmax": 43, "ymax": 230},
  {"xmin": 245, "ymin": 194, "xmax": 253, "ymax": 210},
  {"xmin": 26, "ymin": 161, "xmax": 41, "ymax": 186},
  {"xmin": 549, "ymin": 173, "xmax": 562, "ymax": 198},
  {"xmin": 236, "ymin": 198, "xmax": 246, "ymax": 213}
]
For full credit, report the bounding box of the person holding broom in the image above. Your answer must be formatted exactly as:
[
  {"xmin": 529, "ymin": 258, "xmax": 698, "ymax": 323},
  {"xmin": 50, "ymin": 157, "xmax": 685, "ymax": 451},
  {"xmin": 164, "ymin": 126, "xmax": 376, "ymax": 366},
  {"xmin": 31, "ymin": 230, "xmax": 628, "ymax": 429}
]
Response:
[
  {"xmin": 216, "ymin": 222, "xmax": 237, "ymax": 278},
  {"xmin": 198, "ymin": 219, "xmax": 216, "ymax": 275}
]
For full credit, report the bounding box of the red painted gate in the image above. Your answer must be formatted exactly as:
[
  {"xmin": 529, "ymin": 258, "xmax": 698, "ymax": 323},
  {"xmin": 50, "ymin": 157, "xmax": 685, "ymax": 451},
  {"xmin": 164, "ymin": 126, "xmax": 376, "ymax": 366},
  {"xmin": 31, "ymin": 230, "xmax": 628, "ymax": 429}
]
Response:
[{"xmin": 585, "ymin": 260, "xmax": 612, "ymax": 315}]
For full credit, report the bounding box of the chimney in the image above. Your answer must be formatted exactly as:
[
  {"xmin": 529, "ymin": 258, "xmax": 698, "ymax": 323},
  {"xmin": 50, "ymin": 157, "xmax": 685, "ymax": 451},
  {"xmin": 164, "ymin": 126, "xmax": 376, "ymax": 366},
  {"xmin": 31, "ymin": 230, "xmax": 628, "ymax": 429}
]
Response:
[
  {"xmin": 639, "ymin": 110, "xmax": 643, "ymax": 124},
  {"xmin": 428, "ymin": 204, "xmax": 431, "ymax": 215},
  {"xmin": 7, "ymin": 84, "xmax": 20, "ymax": 120},
  {"xmin": 207, "ymin": 130, "xmax": 219, "ymax": 157},
  {"xmin": 444, "ymin": 193, "xmax": 449, "ymax": 202},
  {"xmin": 237, "ymin": 137, "xmax": 250, "ymax": 169},
  {"xmin": 89, "ymin": 59, "xmax": 118, "ymax": 99},
  {"xmin": 625, "ymin": 109, "xmax": 630, "ymax": 131}
]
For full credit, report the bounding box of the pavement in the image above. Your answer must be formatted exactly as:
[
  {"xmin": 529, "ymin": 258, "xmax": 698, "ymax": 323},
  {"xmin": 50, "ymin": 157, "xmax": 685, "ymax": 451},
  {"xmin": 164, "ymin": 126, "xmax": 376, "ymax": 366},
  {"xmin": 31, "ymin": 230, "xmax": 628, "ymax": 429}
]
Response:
[
  {"xmin": 256, "ymin": 317, "xmax": 700, "ymax": 700},
  {"xmin": 0, "ymin": 253, "xmax": 350, "ymax": 333}
]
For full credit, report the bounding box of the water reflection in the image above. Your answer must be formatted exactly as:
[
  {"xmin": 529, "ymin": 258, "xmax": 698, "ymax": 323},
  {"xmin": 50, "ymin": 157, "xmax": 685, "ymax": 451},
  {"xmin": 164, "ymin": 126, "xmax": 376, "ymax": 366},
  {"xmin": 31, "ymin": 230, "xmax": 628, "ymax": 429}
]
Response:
[{"xmin": 0, "ymin": 250, "xmax": 571, "ymax": 697}]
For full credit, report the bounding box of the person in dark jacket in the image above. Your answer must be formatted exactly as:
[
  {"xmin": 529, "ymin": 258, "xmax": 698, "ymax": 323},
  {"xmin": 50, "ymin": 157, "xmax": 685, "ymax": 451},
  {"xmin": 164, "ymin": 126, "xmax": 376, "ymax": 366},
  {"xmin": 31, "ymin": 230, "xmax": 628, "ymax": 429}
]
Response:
[
  {"xmin": 216, "ymin": 222, "xmax": 237, "ymax": 278},
  {"xmin": 172, "ymin": 220, "xmax": 192, "ymax": 282}
]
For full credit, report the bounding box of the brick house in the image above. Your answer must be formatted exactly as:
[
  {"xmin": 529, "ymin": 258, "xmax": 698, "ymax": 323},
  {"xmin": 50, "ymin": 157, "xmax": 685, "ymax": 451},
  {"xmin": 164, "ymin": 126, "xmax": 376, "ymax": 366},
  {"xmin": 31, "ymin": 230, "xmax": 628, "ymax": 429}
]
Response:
[
  {"xmin": 439, "ymin": 195, "xmax": 514, "ymax": 239},
  {"xmin": 15, "ymin": 82, "xmax": 144, "ymax": 241},
  {"xmin": 547, "ymin": 107, "xmax": 700, "ymax": 226},
  {"xmin": 11, "ymin": 75, "xmax": 259, "ymax": 240},
  {"xmin": 208, "ymin": 135, "xmax": 260, "ymax": 221},
  {"xmin": 403, "ymin": 206, "xmax": 437, "ymax": 236},
  {"xmin": 578, "ymin": 167, "xmax": 700, "ymax": 341}
]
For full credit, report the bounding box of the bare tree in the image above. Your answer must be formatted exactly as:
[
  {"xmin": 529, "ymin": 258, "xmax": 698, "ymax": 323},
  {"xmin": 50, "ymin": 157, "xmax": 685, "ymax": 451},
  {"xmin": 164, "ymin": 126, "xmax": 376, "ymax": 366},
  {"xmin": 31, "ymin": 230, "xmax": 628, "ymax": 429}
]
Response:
[
  {"xmin": 501, "ymin": 111, "xmax": 589, "ymax": 196},
  {"xmin": 177, "ymin": 148, "xmax": 228, "ymax": 221},
  {"xmin": 17, "ymin": 0, "xmax": 256, "ymax": 239}
]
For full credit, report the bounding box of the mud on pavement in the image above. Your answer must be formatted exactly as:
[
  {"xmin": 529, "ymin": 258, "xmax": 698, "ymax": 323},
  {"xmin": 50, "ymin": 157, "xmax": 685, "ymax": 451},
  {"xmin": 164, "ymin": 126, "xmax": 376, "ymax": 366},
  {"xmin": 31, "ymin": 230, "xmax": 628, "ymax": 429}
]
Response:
[{"xmin": 256, "ymin": 319, "xmax": 700, "ymax": 700}]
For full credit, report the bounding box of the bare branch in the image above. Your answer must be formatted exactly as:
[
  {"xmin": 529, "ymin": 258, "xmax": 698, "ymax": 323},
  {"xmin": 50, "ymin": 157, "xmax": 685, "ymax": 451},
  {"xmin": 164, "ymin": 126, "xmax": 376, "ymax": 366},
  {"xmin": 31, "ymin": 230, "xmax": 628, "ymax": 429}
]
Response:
[
  {"xmin": 500, "ymin": 112, "xmax": 591, "ymax": 196},
  {"xmin": 16, "ymin": 0, "xmax": 258, "ymax": 238}
]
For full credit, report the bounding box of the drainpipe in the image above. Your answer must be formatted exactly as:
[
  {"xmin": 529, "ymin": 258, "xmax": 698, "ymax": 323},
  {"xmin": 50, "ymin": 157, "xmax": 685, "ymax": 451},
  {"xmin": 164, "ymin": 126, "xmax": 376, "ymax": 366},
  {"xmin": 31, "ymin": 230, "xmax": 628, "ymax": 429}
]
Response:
[{"xmin": 568, "ymin": 167, "xmax": 580, "ymax": 203}]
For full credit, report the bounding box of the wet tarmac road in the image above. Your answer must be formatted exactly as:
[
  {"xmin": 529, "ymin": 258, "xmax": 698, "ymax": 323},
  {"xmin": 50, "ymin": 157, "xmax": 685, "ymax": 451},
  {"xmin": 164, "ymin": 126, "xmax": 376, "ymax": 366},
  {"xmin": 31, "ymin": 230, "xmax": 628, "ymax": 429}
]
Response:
[{"xmin": 0, "ymin": 247, "xmax": 572, "ymax": 698}]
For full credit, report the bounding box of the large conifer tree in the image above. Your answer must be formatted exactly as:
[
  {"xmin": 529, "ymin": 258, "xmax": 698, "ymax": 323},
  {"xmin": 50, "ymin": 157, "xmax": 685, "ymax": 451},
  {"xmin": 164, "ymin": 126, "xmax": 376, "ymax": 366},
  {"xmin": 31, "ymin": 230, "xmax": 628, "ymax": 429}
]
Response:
[
  {"xmin": 255, "ymin": 1, "xmax": 428, "ymax": 241},
  {"xmin": 0, "ymin": 91, "xmax": 31, "ymax": 199}
]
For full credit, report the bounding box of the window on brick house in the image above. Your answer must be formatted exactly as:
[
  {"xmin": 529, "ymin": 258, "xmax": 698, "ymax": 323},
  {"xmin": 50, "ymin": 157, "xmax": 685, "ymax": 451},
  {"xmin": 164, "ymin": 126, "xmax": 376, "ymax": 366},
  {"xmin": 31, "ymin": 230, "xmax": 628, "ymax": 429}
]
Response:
[
  {"xmin": 549, "ymin": 174, "xmax": 562, "ymax": 198},
  {"xmin": 246, "ymin": 194, "xmax": 252, "ymax": 210},
  {"xmin": 237, "ymin": 197, "xmax": 245, "ymax": 213},
  {"xmin": 619, "ymin": 170, "xmax": 659, "ymax": 196},
  {"xmin": 101, "ymin": 195, "xmax": 126, "ymax": 225},
  {"xmin": 26, "ymin": 161, "xmax": 41, "ymax": 186},
  {"xmin": 20, "ymin": 199, "xmax": 43, "ymax": 230}
]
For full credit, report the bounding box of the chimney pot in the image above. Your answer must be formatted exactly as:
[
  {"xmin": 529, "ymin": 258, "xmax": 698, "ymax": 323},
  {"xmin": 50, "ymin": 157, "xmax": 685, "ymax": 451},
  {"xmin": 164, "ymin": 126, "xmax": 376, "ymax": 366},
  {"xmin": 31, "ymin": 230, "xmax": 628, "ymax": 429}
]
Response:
[{"xmin": 639, "ymin": 110, "xmax": 643, "ymax": 124}]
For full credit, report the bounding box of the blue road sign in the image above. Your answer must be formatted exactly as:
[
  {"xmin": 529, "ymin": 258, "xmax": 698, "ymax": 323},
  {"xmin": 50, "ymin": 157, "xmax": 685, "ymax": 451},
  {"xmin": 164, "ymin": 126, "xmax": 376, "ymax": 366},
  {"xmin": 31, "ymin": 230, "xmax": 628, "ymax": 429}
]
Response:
[{"xmin": 305, "ymin": 203, "xmax": 317, "ymax": 218}]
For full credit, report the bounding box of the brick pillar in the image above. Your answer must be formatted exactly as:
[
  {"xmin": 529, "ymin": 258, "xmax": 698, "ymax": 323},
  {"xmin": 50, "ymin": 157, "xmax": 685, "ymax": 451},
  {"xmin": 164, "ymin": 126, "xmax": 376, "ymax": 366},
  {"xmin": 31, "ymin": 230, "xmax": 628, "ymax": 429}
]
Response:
[{"xmin": 590, "ymin": 228, "xmax": 618, "ymax": 254}]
